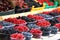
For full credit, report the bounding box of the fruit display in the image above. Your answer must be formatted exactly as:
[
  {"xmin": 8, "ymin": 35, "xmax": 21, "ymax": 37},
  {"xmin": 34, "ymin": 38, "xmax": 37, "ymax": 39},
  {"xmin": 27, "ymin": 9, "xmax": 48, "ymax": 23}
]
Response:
[{"xmin": 0, "ymin": 8, "xmax": 60, "ymax": 40}]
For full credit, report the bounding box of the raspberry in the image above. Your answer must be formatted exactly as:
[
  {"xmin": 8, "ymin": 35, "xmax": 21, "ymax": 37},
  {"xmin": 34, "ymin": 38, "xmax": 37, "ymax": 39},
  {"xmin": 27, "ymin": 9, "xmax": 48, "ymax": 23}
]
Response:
[
  {"xmin": 43, "ymin": 12, "xmax": 50, "ymax": 15},
  {"xmin": 37, "ymin": 20, "xmax": 50, "ymax": 27},
  {"xmin": 47, "ymin": 2, "xmax": 54, "ymax": 6},
  {"xmin": 30, "ymin": 28, "xmax": 42, "ymax": 38},
  {"xmin": 14, "ymin": 25, "xmax": 29, "ymax": 32},
  {"xmin": 28, "ymin": 15, "xmax": 45, "ymax": 21},
  {"xmin": 0, "ymin": 25, "xmax": 3, "ymax": 29},
  {"xmin": 10, "ymin": 33, "xmax": 25, "ymax": 40},
  {"xmin": 4, "ymin": 18, "xmax": 26, "ymax": 25},
  {"xmin": 54, "ymin": 23, "xmax": 60, "ymax": 31},
  {"xmin": 57, "ymin": 17, "xmax": 60, "ymax": 22}
]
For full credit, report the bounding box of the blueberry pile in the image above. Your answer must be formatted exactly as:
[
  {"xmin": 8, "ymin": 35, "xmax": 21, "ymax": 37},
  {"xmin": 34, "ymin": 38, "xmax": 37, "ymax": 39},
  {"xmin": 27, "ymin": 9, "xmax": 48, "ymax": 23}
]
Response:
[
  {"xmin": 27, "ymin": 24, "xmax": 40, "ymax": 29},
  {"xmin": 50, "ymin": 26, "xmax": 58, "ymax": 34},
  {"xmin": 22, "ymin": 32, "xmax": 33, "ymax": 40},
  {"xmin": 0, "ymin": 21, "xmax": 15, "ymax": 28},
  {"xmin": 36, "ymin": 14, "xmax": 54, "ymax": 20}
]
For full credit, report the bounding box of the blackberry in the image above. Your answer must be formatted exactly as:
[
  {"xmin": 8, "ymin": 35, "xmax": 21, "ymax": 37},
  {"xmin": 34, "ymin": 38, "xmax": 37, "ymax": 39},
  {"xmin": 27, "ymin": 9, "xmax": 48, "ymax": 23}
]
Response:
[
  {"xmin": 42, "ymin": 31, "xmax": 50, "ymax": 36},
  {"xmin": 21, "ymin": 16, "xmax": 36, "ymax": 24},
  {"xmin": 49, "ymin": 12, "xmax": 58, "ymax": 16}
]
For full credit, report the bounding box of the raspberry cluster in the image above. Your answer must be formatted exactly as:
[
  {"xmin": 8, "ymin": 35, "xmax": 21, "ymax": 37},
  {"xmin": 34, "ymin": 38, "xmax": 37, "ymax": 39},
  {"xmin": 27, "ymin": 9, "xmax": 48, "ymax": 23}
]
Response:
[
  {"xmin": 37, "ymin": 20, "xmax": 51, "ymax": 27},
  {"xmin": 28, "ymin": 15, "xmax": 45, "ymax": 21},
  {"xmin": 30, "ymin": 28, "xmax": 42, "ymax": 38},
  {"xmin": 5, "ymin": 18, "xmax": 26, "ymax": 25},
  {"xmin": 55, "ymin": 23, "xmax": 60, "ymax": 31},
  {"xmin": 10, "ymin": 33, "xmax": 25, "ymax": 40},
  {"xmin": 14, "ymin": 25, "xmax": 29, "ymax": 32}
]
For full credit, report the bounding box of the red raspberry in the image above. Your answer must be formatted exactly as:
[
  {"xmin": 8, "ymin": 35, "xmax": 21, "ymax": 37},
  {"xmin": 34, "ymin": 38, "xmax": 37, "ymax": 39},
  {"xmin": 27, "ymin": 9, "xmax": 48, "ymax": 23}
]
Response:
[
  {"xmin": 28, "ymin": 15, "xmax": 45, "ymax": 21},
  {"xmin": 30, "ymin": 29, "xmax": 42, "ymax": 34},
  {"xmin": 44, "ymin": 0, "xmax": 50, "ymax": 2},
  {"xmin": 54, "ymin": 23, "xmax": 60, "ymax": 29},
  {"xmin": 36, "ymin": 20, "xmax": 50, "ymax": 27},
  {"xmin": 14, "ymin": 25, "xmax": 29, "ymax": 32},
  {"xmin": 27, "ymin": 15, "xmax": 34, "ymax": 18},
  {"xmin": 0, "ymin": 25, "xmax": 3, "ymax": 29},
  {"xmin": 47, "ymin": 2, "xmax": 54, "ymax": 6},
  {"xmin": 57, "ymin": 17, "xmax": 60, "ymax": 21},
  {"xmin": 43, "ymin": 12, "xmax": 50, "ymax": 15},
  {"xmin": 10, "ymin": 33, "xmax": 24, "ymax": 39},
  {"xmin": 30, "ymin": 28, "xmax": 42, "ymax": 38}
]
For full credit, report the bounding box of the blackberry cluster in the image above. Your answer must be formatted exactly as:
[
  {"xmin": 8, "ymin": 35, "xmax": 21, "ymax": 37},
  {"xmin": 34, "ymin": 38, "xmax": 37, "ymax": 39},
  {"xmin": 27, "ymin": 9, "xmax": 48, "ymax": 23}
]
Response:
[{"xmin": 21, "ymin": 16, "xmax": 36, "ymax": 24}]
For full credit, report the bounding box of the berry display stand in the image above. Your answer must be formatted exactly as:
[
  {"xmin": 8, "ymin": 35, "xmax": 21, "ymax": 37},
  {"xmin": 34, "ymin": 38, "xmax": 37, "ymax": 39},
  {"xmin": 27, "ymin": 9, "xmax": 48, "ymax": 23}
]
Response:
[{"xmin": 0, "ymin": 8, "xmax": 56, "ymax": 21}]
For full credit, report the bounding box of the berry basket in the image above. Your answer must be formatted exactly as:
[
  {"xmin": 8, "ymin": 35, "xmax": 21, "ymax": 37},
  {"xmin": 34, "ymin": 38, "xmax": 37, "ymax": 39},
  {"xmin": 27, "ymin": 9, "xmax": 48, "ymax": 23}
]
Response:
[
  {"xmin": 0, "ymin": 9, "xmax": 15, "ymax": 16},
  {"xmin": 10, "ymin": 33, "xmax": 25, "ymax": 40},
  {"xmin": 22, "ymin": 32, "xmax": 33, "ymax": 40},
  {"xmin": 45, "ymin": 1, "xmax": 58, "ymax": 9},
  {"xmin": 30, "ymin": 28, "xmax": 42, "ymax": 38},
  {"xmin": 15, "ymin": 7, "xmax": 31, "ymax": 13},
  {"xmin": 0, "ymin": 21, "xmax": 15, "ymax": 29},
  {"xmin": 0, "ymin": 0, "xmax": 15, "ymax": 16}
]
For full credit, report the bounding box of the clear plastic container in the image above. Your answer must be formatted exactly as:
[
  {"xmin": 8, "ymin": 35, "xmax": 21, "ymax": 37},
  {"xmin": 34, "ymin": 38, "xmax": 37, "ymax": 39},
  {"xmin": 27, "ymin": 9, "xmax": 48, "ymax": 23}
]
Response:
[
  {"xmin": 10, "ymin": 33, "xmax": 25, "ymax": 40},
  {"xmin": 11, "ymin": 37, "xmax": 25, "ymax": 40},
  {"xmin": 30, "ymin": 28, "xmax": 42, "ymax": 38},
  {"xmin": 0, "ymin": 21, "xmax": 15, "ymax": 29},
  {"xmin": 22, "ymin": 32, "xmax": 33, "ymax": 40}
]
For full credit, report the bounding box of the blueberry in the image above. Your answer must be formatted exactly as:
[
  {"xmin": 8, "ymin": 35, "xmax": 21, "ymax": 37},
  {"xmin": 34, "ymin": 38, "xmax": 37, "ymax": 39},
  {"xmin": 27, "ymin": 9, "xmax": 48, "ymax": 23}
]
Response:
[
  {"xmin": 42, "ymin": 31, "xmax": 50, "ymax": 36},
  {"xmin": 27, "ymin": 24, "xmax": 40, "ymax": 29},
  {"xmin": 22, "ymin": 32, "xmax": 33, "ymax": 40},
  {"xmin": 50, "ymin": 26, "xmax": 58, "ymax": 34},
  {"xmin": 40, "ymin": 27, "xmax": 51, "ymax": 31},
  {"xmin": 36, "ymin": 14, "xmax": 54, "ymax": 20}
]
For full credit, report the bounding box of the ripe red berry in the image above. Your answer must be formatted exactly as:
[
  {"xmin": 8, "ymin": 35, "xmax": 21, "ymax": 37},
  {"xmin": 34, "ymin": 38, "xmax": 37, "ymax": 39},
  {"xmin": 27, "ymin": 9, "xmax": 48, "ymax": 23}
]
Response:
[
  {"xmin": 14, "ymin": 25, "xmax": 29, "ymax": 32},
  {"xmin": 43, "ymin": 12, "xmax": 50, "ymax": 15},
  {"xmin": 55, "ymin": 23, "xmax": 60, "ymax": 29},
  {"xmin": 0, "ymin": 25, "xmax": 3, "ymax": 29},
  {"xmin": 30, "ymin": 28, "xmax": 42, "ymax": 38},
  {"xmin": 36, "ymin": 20, "xmax": 50, "ymax": 27},
  {"xmin": 10, "ymin": 33, "xmax": 25, "ymax": 40}
]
